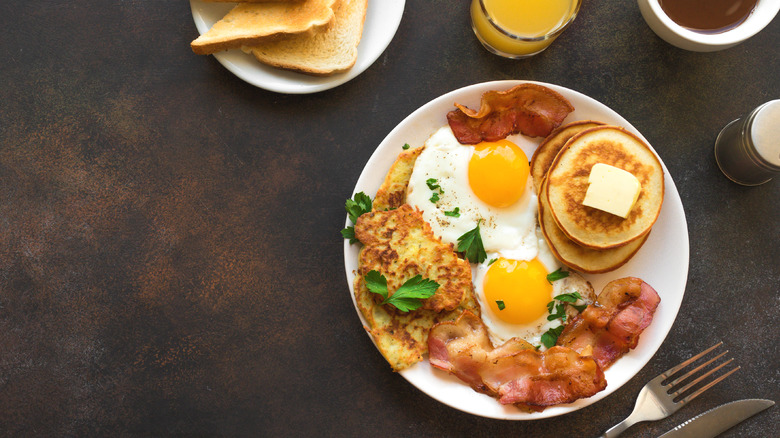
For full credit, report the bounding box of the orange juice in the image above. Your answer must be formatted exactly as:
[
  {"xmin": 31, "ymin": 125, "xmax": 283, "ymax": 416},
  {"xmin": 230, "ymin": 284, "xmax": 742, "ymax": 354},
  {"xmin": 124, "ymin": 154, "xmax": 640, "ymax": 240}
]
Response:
[{"xmin": 471, "ymin": 0, "xmax": 581, "ymax": 58}]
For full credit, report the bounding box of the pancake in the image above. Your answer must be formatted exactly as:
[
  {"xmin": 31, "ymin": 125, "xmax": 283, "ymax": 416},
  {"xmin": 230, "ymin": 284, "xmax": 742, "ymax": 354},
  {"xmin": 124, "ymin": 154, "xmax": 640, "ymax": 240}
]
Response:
[
  {"xmin": 530, "ymin": 120, "xmax": 604, "ymax": 194},
  {"xmin": 546, "ymin": 126, "xmax": 664, "ymax": 249},
  {"xmin": 538, "ymin": 178, "xmax": 649, "ymax": 273}
]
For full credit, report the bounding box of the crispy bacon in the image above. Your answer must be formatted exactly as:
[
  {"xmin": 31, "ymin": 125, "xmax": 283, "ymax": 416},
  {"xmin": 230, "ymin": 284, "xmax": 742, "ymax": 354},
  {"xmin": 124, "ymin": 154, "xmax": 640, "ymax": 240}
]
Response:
[
  {"xmin": 428, "ymin": 311, "xmax": 607, "ymax": 409},
  {"xmin": 557, "ymin": 277, "xmax": 661, "ymax": 370},
  {"xmin": 446, "ymin": 83, "xmax": 575, "ymax": 144}
]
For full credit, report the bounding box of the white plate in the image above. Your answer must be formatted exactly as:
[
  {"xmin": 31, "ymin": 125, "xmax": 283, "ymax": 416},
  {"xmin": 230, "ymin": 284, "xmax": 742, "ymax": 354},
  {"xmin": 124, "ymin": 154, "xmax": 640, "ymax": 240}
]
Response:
[
  {"xmin": 189, "ymin": 0, "xmax": 405, "ymax": 94},
  {"xmin": 343, "ymin": 80, "xmax": 690, "ymax": 420}
]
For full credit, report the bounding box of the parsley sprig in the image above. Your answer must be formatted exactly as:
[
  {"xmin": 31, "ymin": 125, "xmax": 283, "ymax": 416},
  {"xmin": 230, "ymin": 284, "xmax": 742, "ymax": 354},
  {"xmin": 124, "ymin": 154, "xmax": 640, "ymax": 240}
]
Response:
[
  {"xmin": 457, "ymin": 220, "xmax": 487, "ymax": 263},
  {"xmin": 444, "ymin": 207, "xmax": 460, "ymax": 217},
  {"xmin": 540, "ymin": 326, "xmax": 565, "ymax": 349},
  {"xmin": 539, "ymin": 291, "xmax": 586, "ymax": 348},
  {"xmin": 364, "ymin": 270, "xmax": 439, "ymax": 312},
  {"xmin": 341, "ymin": 192, "xmax": 372, "ymax": 244},
  {"xmin": 546, "ymin": 268, "xmax": 569, "ymax": 283}
]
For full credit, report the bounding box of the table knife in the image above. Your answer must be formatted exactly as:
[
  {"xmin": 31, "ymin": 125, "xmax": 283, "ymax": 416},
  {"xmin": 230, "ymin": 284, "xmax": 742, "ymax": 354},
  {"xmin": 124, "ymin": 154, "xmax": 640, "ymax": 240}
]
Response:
[{"xmin": 657, "ymin": 398, "xmax": 774, "ymax": 438}]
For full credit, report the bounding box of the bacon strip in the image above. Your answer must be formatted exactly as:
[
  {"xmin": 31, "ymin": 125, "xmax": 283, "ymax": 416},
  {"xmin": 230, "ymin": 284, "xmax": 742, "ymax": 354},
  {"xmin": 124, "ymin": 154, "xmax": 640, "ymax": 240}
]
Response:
[
  {"xmin": 446, "ymin": 83, "xmax": 575, "ymax": 144},
  {"xmin": 556, "ymin": 277, "xmax": 661, "ymax": 370},
  {"xmin": 428, "ymin": 311, "xmax": 607, "ymax": 409}
]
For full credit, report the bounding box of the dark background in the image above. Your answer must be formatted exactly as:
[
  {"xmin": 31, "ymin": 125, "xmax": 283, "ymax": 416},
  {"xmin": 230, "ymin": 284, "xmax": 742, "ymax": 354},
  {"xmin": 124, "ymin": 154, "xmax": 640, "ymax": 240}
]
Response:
[{"xmin": 0, "ymin": 1, "xmax": 777, "ymax": 436}]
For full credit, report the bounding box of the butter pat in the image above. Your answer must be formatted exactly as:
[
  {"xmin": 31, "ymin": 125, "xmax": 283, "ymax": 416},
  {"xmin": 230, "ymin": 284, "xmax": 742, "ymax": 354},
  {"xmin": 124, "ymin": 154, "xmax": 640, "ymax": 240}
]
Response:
[{"xmin": 582, "ymin": 163, "xmax": 641, "ymax": 218}]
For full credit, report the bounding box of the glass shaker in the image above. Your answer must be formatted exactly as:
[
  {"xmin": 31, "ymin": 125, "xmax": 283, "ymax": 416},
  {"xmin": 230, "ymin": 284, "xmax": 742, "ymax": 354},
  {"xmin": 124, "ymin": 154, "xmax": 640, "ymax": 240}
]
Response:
[{"xmin": 714, "ymin": 99, "xmax": 780, "ymax": 186}]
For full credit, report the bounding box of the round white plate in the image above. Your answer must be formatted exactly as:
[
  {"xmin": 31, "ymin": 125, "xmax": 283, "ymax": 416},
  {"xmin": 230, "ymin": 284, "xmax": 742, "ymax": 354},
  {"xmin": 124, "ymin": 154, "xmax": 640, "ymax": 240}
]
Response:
[
  {"xmin": 343, "ymin": 80, "xmax": 690, "ymax": 420},
  {"xmin": 189, "ymin": 0, "xmax": 405, "ymax": 94}
]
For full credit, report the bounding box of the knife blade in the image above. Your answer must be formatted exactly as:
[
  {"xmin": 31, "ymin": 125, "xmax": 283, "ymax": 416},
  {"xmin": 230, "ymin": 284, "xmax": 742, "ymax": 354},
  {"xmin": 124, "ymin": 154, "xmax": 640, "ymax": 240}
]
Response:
[{"xmin": 658, "ymin": 399, "xmax": 774, "ymax": 438}]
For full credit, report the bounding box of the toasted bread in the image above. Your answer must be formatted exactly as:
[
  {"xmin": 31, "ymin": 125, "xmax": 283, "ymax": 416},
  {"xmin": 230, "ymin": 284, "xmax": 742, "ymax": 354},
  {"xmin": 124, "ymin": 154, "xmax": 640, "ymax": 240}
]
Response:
[
  {"xmin": 243, "ymin": 0, "xmax": 367, "ymax": 75},
  {"xmin": 530, "ymin": 120, "xmax": 604, "ymax": 194},
  {"xmin": 538, "ymin": 178, "xmax": 649, "ymax": 273},
  {"xmin": 546, "ymin": 126, "xmax": 664, "ymax": 249},
  {"xmin": 190, "ymin": 0, "xmax": 338, "ymax": 55}
]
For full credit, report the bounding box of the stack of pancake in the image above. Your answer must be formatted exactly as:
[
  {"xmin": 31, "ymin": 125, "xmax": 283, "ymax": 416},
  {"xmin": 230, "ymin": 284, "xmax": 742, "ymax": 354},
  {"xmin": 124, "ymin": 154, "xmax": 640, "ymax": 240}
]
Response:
[{"xmin": 531, "ymin": 122, "xmax": 664, "ymax": 273}]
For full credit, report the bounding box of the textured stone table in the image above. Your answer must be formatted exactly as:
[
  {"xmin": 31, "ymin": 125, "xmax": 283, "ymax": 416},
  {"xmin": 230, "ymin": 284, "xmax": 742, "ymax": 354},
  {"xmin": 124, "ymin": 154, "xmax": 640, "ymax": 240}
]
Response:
[{"xmin": 0, "ymin": 1, "xmax": 777, "ymax": 436}]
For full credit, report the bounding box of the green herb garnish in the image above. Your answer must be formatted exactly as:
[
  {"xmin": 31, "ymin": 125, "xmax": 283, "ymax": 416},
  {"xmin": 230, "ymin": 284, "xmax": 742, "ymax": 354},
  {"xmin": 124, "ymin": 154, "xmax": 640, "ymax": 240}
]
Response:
[
  {"xmin": 345, "ymin": 192, "xmax": 372, "ymax": 223},
  {"xmin": 546, "ymin": 301, "xmax": 563, "ymax": 321},
  {"xmin": 426, "ymin": 178, "xmax": 444, "ymax": 203},
  {"xmin": 402, "ymin": 143, "xmax": 410, "ymax": 150},
  {"xmin": 444, "ymin": 207, "xmax": 461, "ymax": 217},
  {"xmin": 340, "ymin": 227, "xmax": 356, "ymax": 242},
  {"xmin": 546, "ymin": 268, "xmax": 569, "ymax": 283},
  {"xmin": 540, "ymin": 326, "xmax": 565, "ymax": 349},
  {"xmin": 555, "ymin": 292, "xmax": 587, "ymax": 313},
  {"xmin": 457, "ymin": 220, "xmax": 487, "ymax": 264},
  {"xmin": 496, "ymin": 300, "xmax": 505, "ymax": 310},
  {"xmin": 541, "ymin": 291, "xmax": 586, "ymax": 347},
  {"xmin": 487, "ymin": 258, "xmax": 497, "ymax": 266},
  {"xmin": 364, "ymin": 270, "xmax": 439, "ymax": 312},
  {"xmin": 341, "ymin": 192, "xmax": 372, "ymax": 244}
]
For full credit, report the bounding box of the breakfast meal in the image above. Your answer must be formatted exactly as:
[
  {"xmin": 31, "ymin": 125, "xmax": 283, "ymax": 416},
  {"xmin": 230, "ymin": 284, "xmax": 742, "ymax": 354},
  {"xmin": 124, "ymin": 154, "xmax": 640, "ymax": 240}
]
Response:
[
  {"xmin": 191, "ymin": 0, "xmax": 367, "ymax": 76},
  {"xmin": 343, "ymin": 84, "xmax": 664, "ymax": 411}
]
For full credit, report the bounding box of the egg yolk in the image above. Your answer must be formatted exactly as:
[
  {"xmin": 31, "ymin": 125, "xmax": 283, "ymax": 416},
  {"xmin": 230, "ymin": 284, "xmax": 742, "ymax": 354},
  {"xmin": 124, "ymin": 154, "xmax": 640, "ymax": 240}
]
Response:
[
  {"xmin": 468, "ymin": 139, "xmax": 530, "ymax": 208},
  {"xmin": 483, "ymin": 257, "xmax": 551, "ymax": 324}
]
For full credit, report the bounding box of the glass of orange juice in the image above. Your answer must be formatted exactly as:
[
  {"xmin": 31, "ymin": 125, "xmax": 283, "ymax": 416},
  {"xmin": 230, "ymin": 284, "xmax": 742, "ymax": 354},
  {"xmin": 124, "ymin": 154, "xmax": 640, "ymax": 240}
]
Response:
[{"xmin": 471, "ymin": 0, "xmax": 582, "ymax": 58}]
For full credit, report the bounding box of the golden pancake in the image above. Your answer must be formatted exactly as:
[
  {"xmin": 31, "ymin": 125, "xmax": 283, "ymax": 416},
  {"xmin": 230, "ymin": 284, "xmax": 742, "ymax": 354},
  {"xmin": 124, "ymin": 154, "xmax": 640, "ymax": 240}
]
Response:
[
  {"xmin": 530, "ymin": 120, "xmax": 604, "ymax": 194},
  {"xmin": 546, "ymin": 126, "xmax": 664, "ymax": 249},
  {"xmin": 538, "ymin": 178, "xmax": 649, "ymax": 273}
]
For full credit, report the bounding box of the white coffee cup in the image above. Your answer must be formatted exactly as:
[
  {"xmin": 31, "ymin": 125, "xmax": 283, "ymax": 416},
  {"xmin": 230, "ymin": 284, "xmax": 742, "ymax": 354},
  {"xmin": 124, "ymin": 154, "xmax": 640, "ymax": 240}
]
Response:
[{"xmin": 637, "ymin": 0, "xmax": 780, "ymax": 52}]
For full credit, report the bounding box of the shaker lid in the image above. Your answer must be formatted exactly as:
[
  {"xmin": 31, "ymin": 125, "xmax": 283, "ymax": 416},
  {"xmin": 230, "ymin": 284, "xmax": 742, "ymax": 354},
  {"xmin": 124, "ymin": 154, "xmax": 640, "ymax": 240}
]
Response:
[{"xmin": 751, "ymin": 99, "xmax": 780, "ymax": 167}]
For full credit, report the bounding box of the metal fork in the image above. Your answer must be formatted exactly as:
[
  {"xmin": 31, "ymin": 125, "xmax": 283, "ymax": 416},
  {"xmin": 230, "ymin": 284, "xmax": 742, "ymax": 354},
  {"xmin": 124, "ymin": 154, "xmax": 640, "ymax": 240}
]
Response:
[{"xmin": 599, "ymin": 342, "xmax": 740, "ymax": 438}]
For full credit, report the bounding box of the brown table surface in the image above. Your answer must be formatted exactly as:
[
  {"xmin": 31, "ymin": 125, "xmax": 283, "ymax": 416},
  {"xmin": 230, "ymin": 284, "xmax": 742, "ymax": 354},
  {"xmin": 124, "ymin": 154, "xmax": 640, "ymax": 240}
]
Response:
[{"xmin": 1, "ymin": 1, "xmax": 778, "ymax": 436}]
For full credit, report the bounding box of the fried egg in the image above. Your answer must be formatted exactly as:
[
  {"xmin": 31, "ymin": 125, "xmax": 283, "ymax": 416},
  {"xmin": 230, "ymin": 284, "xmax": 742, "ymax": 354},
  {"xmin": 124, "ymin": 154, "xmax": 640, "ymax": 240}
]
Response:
[
  {"xmin": 406, "ymin": 126, "xmax": 582, "ymax": 347},
  {"xmin": 406, "ymin": 126, "xmax": 538, "ymax": 260},
  {"xmin": 474, "ymin": 236, "xmax": 563, "ymax": 347}
]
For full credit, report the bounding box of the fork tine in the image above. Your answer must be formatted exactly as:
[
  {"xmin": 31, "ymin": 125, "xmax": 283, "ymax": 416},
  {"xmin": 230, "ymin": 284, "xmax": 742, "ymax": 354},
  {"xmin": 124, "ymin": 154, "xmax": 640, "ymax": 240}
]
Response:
[
  {"xmin": 666, "ymin": 350, "xmax": 728, "ymax": 387},
  {"xmin": 676, "ymin": 365, "xmax": 740, "ymax": 405},
  {"xmin": 669, "ymin": 357, "xmax": 735, "ymax": 397},
  {"xmin": 660, "ymin": 342, "xmax": 722, "ymax": 379}
]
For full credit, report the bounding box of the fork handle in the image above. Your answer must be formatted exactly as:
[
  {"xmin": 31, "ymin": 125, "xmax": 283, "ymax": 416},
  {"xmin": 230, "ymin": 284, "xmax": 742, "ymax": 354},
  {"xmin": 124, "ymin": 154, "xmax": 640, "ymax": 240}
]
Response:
[{"xmin": 599, "ymin": 417, "xmax": 637, "ymax": 438}]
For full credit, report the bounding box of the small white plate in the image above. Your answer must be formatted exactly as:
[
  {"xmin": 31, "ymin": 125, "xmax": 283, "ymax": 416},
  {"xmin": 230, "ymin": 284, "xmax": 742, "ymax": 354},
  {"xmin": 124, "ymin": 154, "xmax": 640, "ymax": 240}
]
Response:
[
  {"xmin": 189, "ymin": 0, "xmax": 405, "ymax": 94},
  {"xmin": 343, "ymin": 80, "xmax": 690, "ymax": 420}
]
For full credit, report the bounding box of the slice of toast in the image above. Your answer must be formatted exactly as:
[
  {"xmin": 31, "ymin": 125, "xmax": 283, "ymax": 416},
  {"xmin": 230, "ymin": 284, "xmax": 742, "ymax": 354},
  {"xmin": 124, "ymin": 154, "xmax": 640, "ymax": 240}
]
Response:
[
  {"xmin": 191, "ymin": 0, "xmax": 338, "ymax": 55},
  {"xmin": 243, "ymin": 0, "xmax": 367, "ymax": 76}
]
